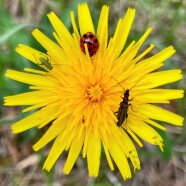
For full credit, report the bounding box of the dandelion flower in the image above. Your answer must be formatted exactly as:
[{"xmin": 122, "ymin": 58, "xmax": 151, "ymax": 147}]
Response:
[{"xmin": 4, "ymin": 3, "xmax": 184, "ymax": 180}]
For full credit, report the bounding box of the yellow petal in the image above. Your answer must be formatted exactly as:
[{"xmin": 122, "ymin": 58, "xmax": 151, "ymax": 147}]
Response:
[
  {"xmin": 132, "ymin": 44, "xmax": 155, "ymax": 64},
  {"xmin": 78, "ymin": 3, "xmax": 95, "ymax": 35},
  {"xmin": 33, "ymin": 116, "xmax": 69, "ymax": 151},
  {"xmin": 4, "ymin": 91, "xmax": 53, "ymax": 105},
  {"xmin": 70, "ymin": 11, "xmax": 80, "ymax": 38},
  {"xmin": 134, "ymin": 46, "xmax": 176, "ymax": 75},
  {"xmin": 82, "ymin": 126, "xmax": 92, "ymax": 158},
  {"xmin": 102, "ymin": 142, "xmax": 114, "ymax": 171},
  {"xmin": 48, "ymin": 12, "xmax": 73, "ymax": 44},
  {"xmin": 134, "ymin": 89, "xmax": 184, "ymax": 103},
  {"xmin": 129, "ymin": 119, "xmax": 163, "ymax": 149},
  {"xmin": 124, "ymin": 127, "xmax": 143, "ymax": 147},
  {"xmin": 63, "ymin": 126, "xmax": 85, "ymax": 174},
  {"xmin": 22, "ymin": 102, "xmax": 50, "ymax": 113},
  {"xmin": 108, "ymin": 135, "xmax": 131, "ymax": 180},
  {"xmin": 125, "ymin": 27, "xmax": 153, "ymax": 63},
  {"xmin": 112, "ymin": 8, "xmax": 135, "ymax": 58},
  {"xmin": 87, "ymin": 130, "xmax": 101, "ymax": 177},
  {"xmin": 112, "ymin": 41, "xmax": 136, "ymax": 74},
  {"xmin": 47, "ymin": 12, "xmax": 75, "ymax": 59},
  {"xmin": 97, "ymin": 5, "xmax": 109, "ymax": 56},
  {"xmin": 140, "ymin": 104, "xmax": 184, "ymax": 126},
  {"xmin": 32, "ymin": 29, "xmax": 66, "ymax": 63},
  {"xmin": 5, "ymin": 70, "xmax": 55, "ymax": 87},
  {"xmin": 15, "ymin": 44, "xmax": 47, "ymax": 66},
  {"xmin": 118, "ymin": 129, "xmax": 141, "ymax": 170},
  {"xmin": 43, "ymin": 133, "xmax": 66, "ymax": 171},
  {"xmin": 43, "ymin": 125, "xmax": 76, "ymax": 171},
  {"xmin": 11, "ymin": 106, "xmax": 58, "ymax": 133},
  {"xmin": 24, "ymin": 68, "xmax": 46, "ymax": 75},
  {"xmin": 146, "ymin": 119, "xmax": 166, "ymax": 131},
  {"xmin": 136, "ymin": 69, "xmax": 183, "ymax": 90}
]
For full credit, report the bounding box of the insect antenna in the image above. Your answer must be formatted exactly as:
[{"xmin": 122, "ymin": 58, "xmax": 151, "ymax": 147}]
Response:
[
  {"xmin": 110, "ymin": 76, "xmax": 125, "ymax": 92},
  {"xmin": 129, "ymin": 75, "xmax": 146, "ymax": 91}
]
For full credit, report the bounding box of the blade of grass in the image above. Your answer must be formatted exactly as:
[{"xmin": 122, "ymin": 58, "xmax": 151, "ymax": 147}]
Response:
[{"xmin": 0, "ymin": 23, "xmax": 33, "ymax": 44}]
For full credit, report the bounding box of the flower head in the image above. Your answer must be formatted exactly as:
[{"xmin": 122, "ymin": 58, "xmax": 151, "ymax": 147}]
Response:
[{"xmin": 4, "ymin": 3, "xmax": 184, "ymax": 180}]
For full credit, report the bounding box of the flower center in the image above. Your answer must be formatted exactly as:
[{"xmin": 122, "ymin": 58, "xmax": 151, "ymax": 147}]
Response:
[{"xmin": 86, "ymin": 84, "xmax": 104, "ymax": 102}]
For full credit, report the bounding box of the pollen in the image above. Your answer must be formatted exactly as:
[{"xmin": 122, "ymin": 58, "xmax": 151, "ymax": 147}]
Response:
[{"xmin": 85, "ymin": 84, "xmax": 104, "ymax": 102}]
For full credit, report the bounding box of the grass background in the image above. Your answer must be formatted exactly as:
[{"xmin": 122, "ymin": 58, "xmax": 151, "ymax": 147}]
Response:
[{"xmin": 0, "ymin": 0, "xmax": 185, "ymax": 185}]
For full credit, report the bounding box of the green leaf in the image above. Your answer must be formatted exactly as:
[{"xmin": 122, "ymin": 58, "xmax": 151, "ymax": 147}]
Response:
[{"xmin": 159, "ymin": 130, "xmax": 172, "ymax": 160}]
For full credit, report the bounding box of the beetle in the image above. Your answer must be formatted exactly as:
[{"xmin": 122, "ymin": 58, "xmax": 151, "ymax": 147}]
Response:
[
  {"xmin": 115, "ymin": 89, "xmax": 132, "ymax": 127},
  {"xmin": 80, "ymin": 32, "xmax": 99, "ymax": 57},
  {"xmin": 111, "ymin": 76, "xmax": 143, "ymax": 127}
]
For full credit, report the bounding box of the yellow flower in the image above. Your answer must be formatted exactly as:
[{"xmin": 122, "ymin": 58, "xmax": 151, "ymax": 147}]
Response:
[{"xmin": 4, "ymin": 3, "xmax": 184, "ymax": 180}]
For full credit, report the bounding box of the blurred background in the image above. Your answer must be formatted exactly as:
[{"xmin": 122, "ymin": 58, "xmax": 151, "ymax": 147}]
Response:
[{"xmin": 0, "ymin": 0, "xmax": 186, "ymax": 185}]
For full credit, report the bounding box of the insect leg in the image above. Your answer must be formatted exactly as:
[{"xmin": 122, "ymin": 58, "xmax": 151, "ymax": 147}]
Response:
[
  {"xmin": 123, "ymin": 113, "xmax": 129, "ymax": 126},
  {"xmin": 114, "ymin": 111, "xmax": 118, "ymax": 116},
  {"xmin": 129, "ymin": 103, "xmax": 138, "ymax": 113}
]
